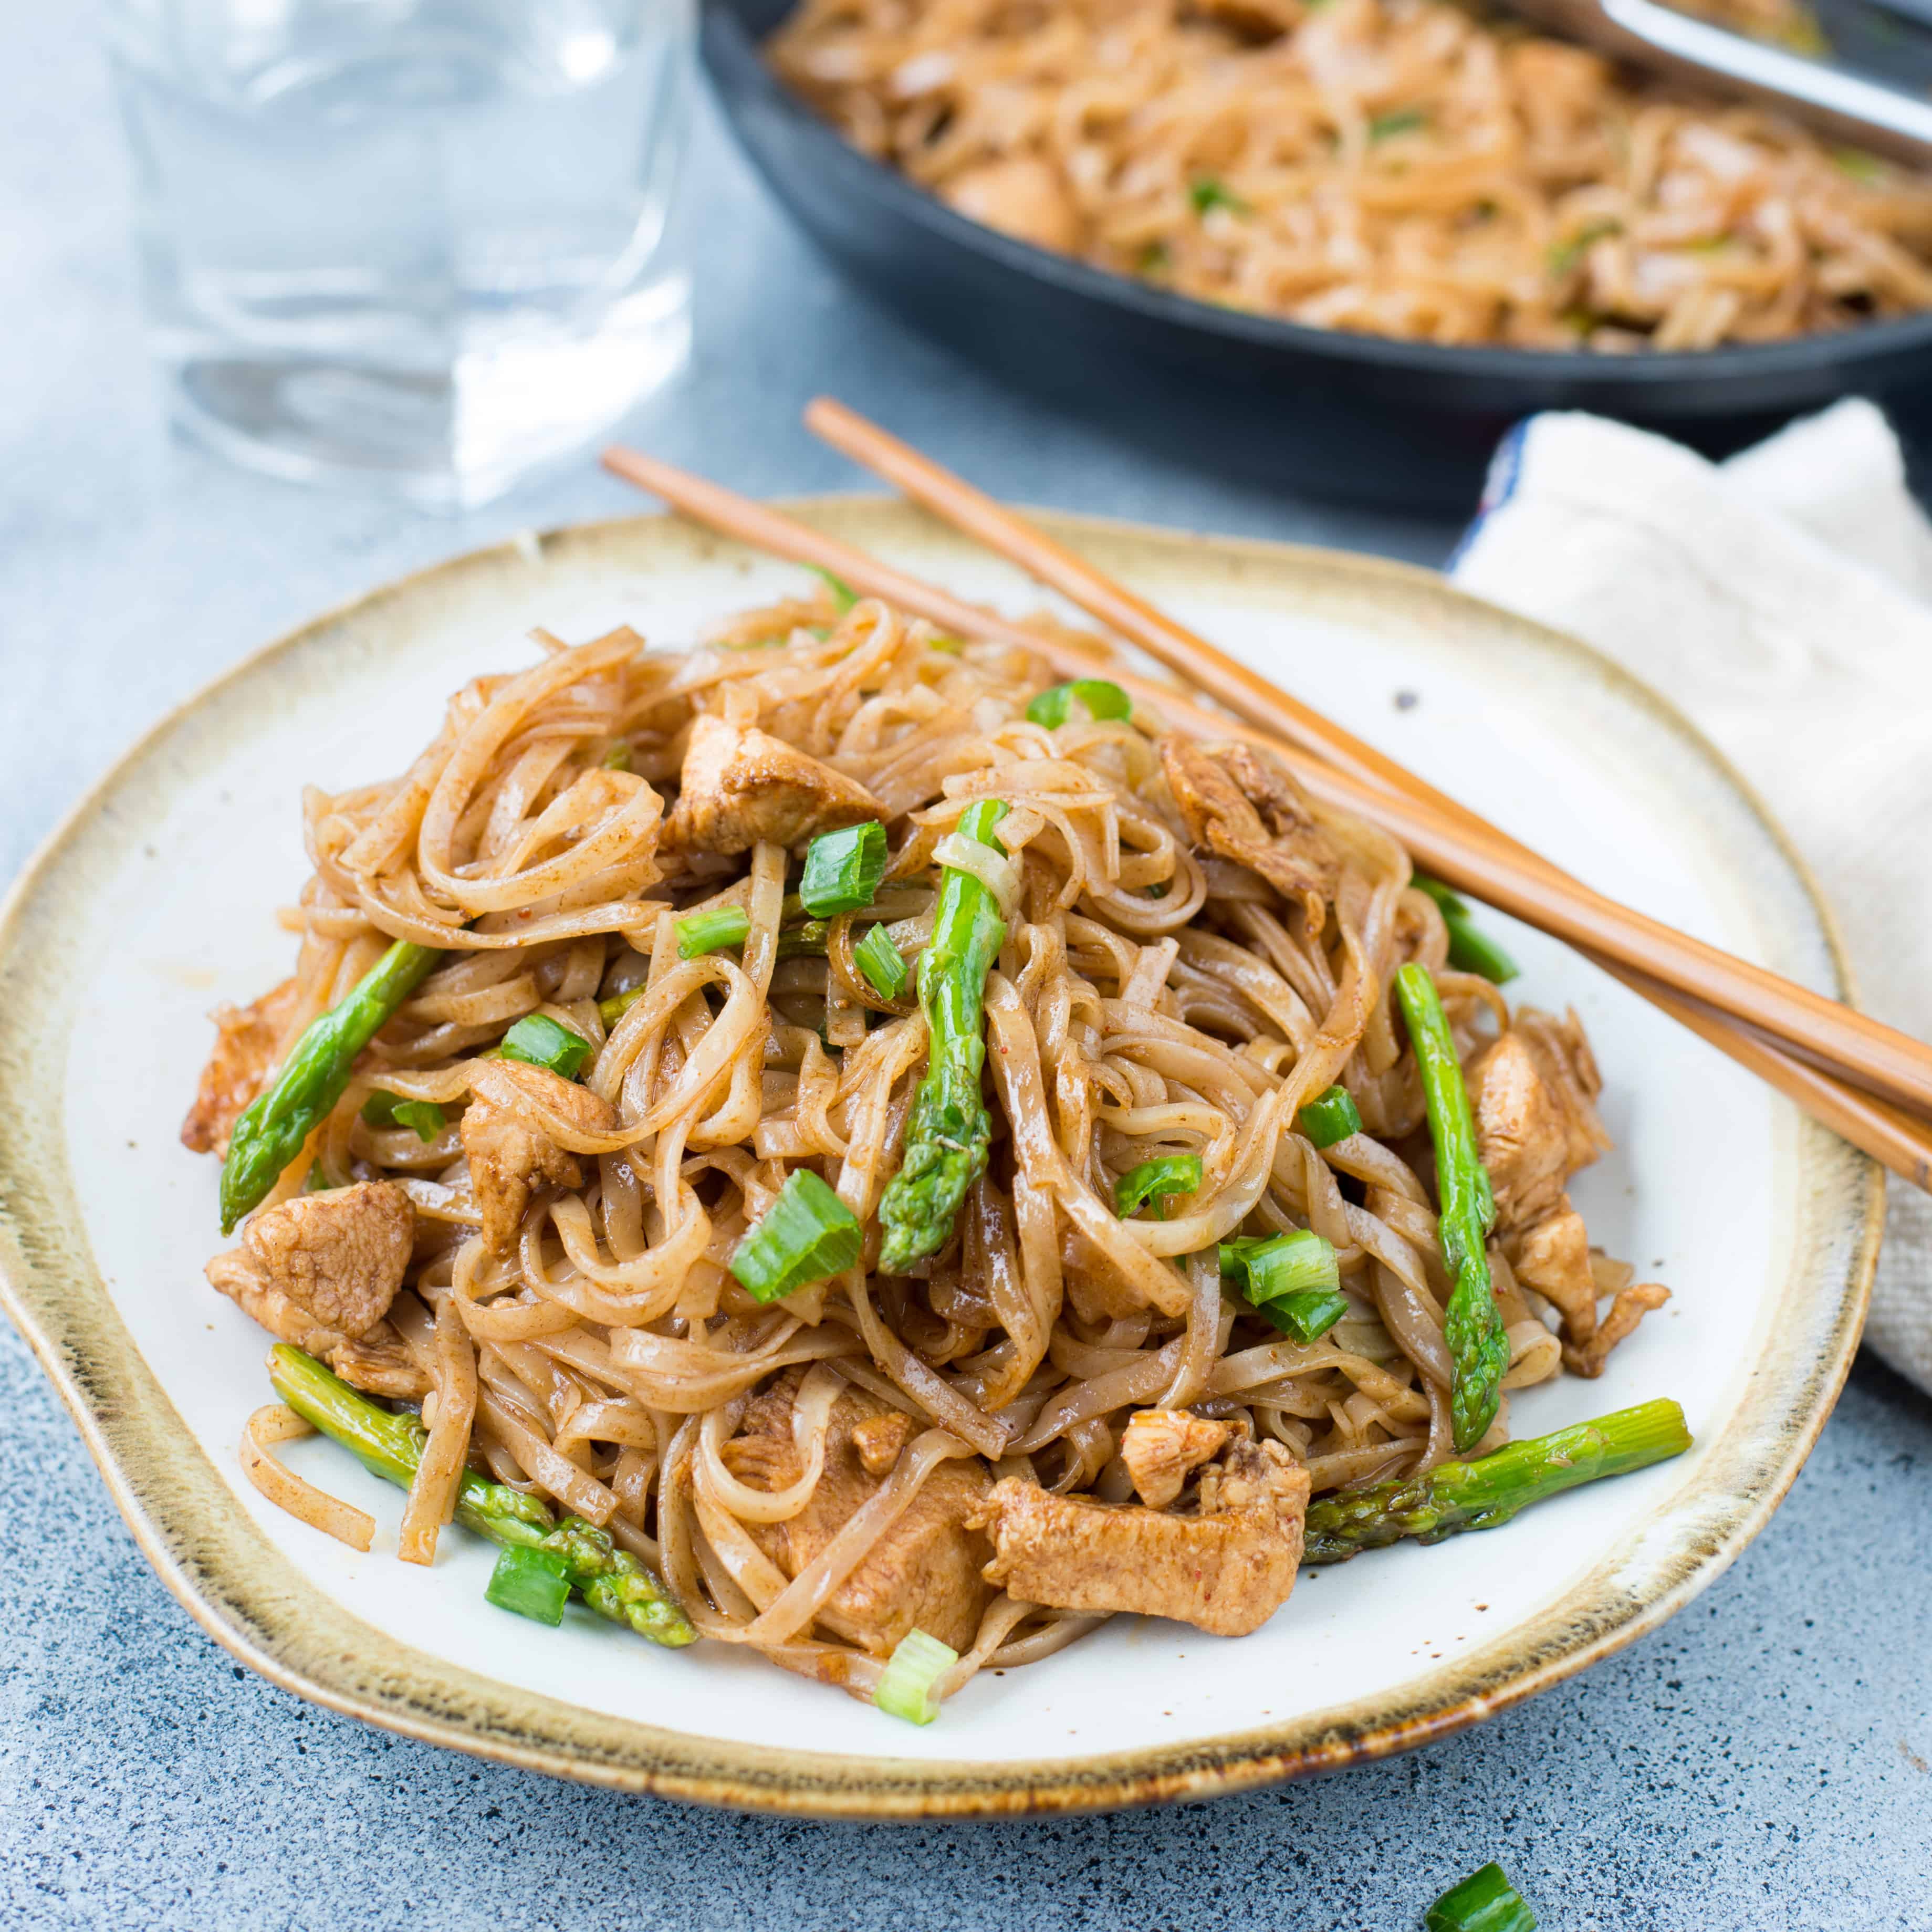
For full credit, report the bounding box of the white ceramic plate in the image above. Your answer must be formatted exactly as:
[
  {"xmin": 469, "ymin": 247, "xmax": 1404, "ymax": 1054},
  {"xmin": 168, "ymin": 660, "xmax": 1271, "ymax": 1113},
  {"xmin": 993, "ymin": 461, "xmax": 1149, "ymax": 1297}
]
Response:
[{"xmin": 0, "ymin": 503, "xmax": 1878, "ymax": 1815}]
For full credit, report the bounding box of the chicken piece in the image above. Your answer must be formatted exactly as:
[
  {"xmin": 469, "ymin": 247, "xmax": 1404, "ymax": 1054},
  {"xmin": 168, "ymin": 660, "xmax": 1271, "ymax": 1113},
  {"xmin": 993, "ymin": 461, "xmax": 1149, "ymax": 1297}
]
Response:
[
  {"xmin": 1119, "ymin": 1408, "xmax": 1231, "ymax": 1508},
  {"xmin": 1467, "ymin": 1019, "xmax": 1609, "ymax": 1234},
  {"xmin": 1506, "ymin": 1201, "xmax": 1599, "ymax": 1342},
  {"xmin": 180, "ymin": 976, "xmax": 303, "ymax": 1155},
  {"xmin": 205, "ymin": 1181, "xmax": 429, "ymax": 1397},
  {"xmin": 851, "ymin": 1409, "xmax": 915, "ymax": 1479},
  {"xmin": 668, "ymin": 714, "xmax": 885, "ymax": 855},
  {"xmin": 1160, "ymin": 737, "xmax": 1340, "ymax": 930},
  {"xmin": 975, "ymin": 1437, "xmax": 1310, "ymax": 1637},
  {"xmin": 1562, "ymin": 1281, "xmax": 1671, "ymax": 1378},
  {"xmin": 941, "ymin": 157, "xmax": 1081, "ymax": 254},
  {"xmin": 720, "ymin": 1371, "xmax": 993, "ymax": 1654},
  {"xmin": 461, "ymin": 1058, "xmax": 617, "ymax": 1254}
]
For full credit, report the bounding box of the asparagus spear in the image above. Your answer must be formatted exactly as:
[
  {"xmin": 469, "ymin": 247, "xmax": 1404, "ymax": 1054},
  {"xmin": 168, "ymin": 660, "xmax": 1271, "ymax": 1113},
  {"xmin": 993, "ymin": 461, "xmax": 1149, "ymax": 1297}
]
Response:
[
  {"xmin": 267, "ymin": 1345, "xmax": 695, "ymax": 1648},
  {"xmin": 877, "ymin": 799, "xmax": 1009, "ymax": 1272},
  {"xmin": 1301, "ymin": 1398, "xmax": 1691, "ymax": 1564},
  {"xmin": 1395, "ymin": 960, "xmax": 1508, "ymax": 1454},
  {"xmin": 219, "ymin": 941, "xmax": 441, "ymax": 1234}
]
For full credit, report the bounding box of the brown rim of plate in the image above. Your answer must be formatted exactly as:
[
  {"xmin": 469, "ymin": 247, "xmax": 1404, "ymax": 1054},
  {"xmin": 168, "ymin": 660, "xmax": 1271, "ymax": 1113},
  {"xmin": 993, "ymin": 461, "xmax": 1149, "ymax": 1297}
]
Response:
[{"xmin": 0, "ymin": 501, "xmax": 1882, "ymax": 1820}]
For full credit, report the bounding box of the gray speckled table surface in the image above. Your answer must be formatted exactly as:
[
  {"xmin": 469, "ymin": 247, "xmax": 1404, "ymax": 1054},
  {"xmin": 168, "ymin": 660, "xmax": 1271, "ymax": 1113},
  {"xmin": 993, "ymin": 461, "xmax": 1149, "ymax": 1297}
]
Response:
[{"xmin": 4, "ymin": 12, "xmax": 1929, "ymax": 1931}]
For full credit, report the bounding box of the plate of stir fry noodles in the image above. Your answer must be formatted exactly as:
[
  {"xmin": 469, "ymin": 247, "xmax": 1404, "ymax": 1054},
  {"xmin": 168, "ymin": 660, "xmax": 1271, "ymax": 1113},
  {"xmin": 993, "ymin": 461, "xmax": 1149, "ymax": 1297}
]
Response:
[{"xmin": 0, "ymin": 505, "xmax": 1875, "ymax": 1812}]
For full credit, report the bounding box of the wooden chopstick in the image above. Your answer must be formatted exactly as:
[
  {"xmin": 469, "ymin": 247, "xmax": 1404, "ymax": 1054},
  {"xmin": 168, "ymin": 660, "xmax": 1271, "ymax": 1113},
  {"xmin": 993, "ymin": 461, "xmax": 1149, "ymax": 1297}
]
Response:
[
  {"xmin": 598, "ymin": 440, "xmax": 1932, "ymax": 1191},
  {"xmin": 798, "ymin": 401, "xmax": 1932, "ymax": 1120}
]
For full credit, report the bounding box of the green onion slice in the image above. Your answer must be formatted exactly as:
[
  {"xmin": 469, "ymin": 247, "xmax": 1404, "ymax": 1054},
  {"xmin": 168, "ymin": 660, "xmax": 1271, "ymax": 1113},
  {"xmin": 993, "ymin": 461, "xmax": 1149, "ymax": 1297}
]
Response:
[
  {"xmin": 675, "ymin": 906, "xmax": 751, "ymax": 959},
  {"xmin": 809, "ymin": 565, "xmax": 859, "ymax": 612},
  {"xmin": 599, "ymin": 985, "xmax": 645, "ymax": 1028},
  {"xmin": 1219, "ymin": 1229, "xmax": 1345, "ymax": 1340},
  {"xmin": 799, "ymin": 821, "xmax": 889, "ymax": 917},
  {"xmin": 600, "ymin": 740, "xmax": 632, "ymax": 772},
  {"xmin": 1188, "ymin": 177, "xmax": 1251, "ymax": 216},
  {"xmin": 854, "ymin": 922, "xmax": 908, "ymax": 1000},
  {"xmin": 730, "ymin": 1169, "xmax": 863, "ymax": 1303},
  {"xmin": 1026, "ymin": 678, "xmax": 1133, "ymax": 729},
  {"xmin": 874, "ymin": 1627, "xmax": 958, "ymax": 1726},
  {"xmin": 359, "ymin": 1090, "xmax": 446, "ymax": 1142},
  {"xmin": 1413, "ymin": 874, "xmax": 1519, "ymax": 984},
  {"xmin": 499, "ymin": 1014, "xmax": 592, "ymax": 1081},
  {"xmin": 1424, "ymin": 1861, "xmax": 1538, "ymax": 1932},
  {"xmin": 1368, "ymin": 106, "xmax": 1428, "ymax": 142},
  {"xmin": 1295, "ymin": 1085, "xmax": 1362, "ymax": 1148},
  {"xmin": 1114, "ymin": 1154, "xmax": 1203, "ymax": 1219},
  {"xmin": 485, "ymin": 1545, "xmax": 571, "ymax": 1627}
]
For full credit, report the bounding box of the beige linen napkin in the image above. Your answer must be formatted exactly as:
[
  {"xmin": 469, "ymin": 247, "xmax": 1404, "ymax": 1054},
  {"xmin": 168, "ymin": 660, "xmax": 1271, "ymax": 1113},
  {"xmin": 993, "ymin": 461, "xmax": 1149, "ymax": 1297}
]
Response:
[{"xmin": 1451, "ymin": 400, "xmax": 1932, "ymax": 1393}]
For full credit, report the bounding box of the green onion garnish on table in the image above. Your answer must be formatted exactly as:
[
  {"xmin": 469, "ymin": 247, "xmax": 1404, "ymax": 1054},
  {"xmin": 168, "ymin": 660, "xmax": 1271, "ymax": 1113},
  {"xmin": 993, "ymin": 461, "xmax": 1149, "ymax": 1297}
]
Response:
[
  {"xmin": 730, "ymin": 1168, "xmax": 863, "ymax": 1303},
  {"xmin": 1219, "ymin": 1229, "xmax": 1346, "ymax": 1342},
  {"xmin": 854, "ymin": 921, "xmax": 908, "ymax": 1000},
  {"xmin": 499, "ymin": 1012, "xmax": 592, "ymax": 1081},
  {"xmin": 1413, "ymin": 874, "xmax": 1520, "ymax": 985},
  {"xmin": 486, "ymin": 1545, "xmax": 572, "ymax": 1626},
  {"xmin": 799, "ymin": 820, "xmax": 889, "ymax": 917},
  {"xmin": 1026, "ymin": 678, "xmax": 1132, "ymax": 728},
  {"xmin": 1114, "ymin": 1153, "xmax": 1203, "ymax": 1219},
  {"xmin": 1294, "ymin": 1084, "xmax": 1362, "ymax": 1148},
  {"xmin": 874, "ymin": 1627, "xmax": 958, "ymax": 1726},
  {"xmin": 675, "ymin": 905, "xmax": 751, "ymax": 959},
  {"xmin": 1396, "ymin": 960, "xmax": 1507, "ymax": 1453},
  {"xmin": 1424, "ymin": 1860, "xmax": 1537, "ymax": 1931},
  {"xmin": 359, "ymin": 1090, "xmax": 446, "ymax": 1142}
]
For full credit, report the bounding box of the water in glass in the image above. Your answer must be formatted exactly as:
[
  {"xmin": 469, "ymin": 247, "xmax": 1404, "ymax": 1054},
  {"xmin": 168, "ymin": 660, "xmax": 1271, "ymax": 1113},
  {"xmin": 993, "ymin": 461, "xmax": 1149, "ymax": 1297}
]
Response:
[{"xmin": 109, "ymin": 0, "xmax": 694, "ymax": 506}]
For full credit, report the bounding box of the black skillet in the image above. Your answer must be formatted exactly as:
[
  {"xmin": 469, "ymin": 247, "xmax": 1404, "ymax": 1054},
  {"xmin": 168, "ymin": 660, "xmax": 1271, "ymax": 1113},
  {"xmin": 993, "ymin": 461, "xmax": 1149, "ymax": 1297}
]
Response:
[{"xmin": 703, "ymin": 0, "xmax": 1932, "ymax": 507}]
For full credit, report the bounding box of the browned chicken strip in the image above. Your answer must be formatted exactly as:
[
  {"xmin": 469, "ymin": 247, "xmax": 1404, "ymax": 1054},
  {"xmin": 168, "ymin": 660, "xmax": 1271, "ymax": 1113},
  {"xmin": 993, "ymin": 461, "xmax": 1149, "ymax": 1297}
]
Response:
[
  {"xmin": 180, "ymin": 976, "xmax": 303, "ymax": 1155},
  {"xmin": 461, "ymin": 1058, "xmax": 616, "ymax": 1254},
  {"xmin": 1160, "ymin": 737, "xmax": 1339, "ymax": 931},
  {"xmin": 722, "ymin": 1371, "xmax": 993, "ymax": 1654},
  {"xmin": 205, "ymin": 1181, "xmax": 426, "ymax": 1397},
  {"xmin": 670, "ymin": 713, "xmax": 885, "ymax": 854},
  {"xmin": 975, "ymin": 1437, "xmax": 1311, "ymax": 1637}
]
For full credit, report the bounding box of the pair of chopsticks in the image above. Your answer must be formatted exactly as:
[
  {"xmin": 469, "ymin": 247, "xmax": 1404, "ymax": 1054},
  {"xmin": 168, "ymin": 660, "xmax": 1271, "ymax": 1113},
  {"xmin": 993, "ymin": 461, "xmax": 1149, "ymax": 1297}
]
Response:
[{"xmin": 602, "ymin": 406, "xmax": 1932, "ymax": 1196}]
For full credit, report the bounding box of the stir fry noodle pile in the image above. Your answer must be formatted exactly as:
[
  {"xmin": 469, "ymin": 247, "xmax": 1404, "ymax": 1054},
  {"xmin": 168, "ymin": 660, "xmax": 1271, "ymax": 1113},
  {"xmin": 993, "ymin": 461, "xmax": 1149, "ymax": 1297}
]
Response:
[
  {"xmin": 191, "ymin": 586, "xmax": 1686, "ymax": 1719},
  {"xmin": 769, "ymin": 0, "xmax": 1932, "ymax": 351}
]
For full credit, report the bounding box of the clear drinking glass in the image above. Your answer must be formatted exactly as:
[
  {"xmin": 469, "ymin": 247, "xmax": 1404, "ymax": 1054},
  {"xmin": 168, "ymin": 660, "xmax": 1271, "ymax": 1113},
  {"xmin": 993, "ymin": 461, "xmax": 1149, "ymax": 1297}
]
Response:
[{"xmin": 107, "ymin": 0, "xmax": 695, "ymax": 508}]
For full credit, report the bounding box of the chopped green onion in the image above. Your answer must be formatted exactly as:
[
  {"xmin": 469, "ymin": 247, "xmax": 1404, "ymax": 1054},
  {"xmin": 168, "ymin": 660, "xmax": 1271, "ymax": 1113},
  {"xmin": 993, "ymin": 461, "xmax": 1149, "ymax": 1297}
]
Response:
[
  {"xmin": 1425, "ymin": 1861, "xmax": 1537, "ymax": 1932},
  {"xmin": 1188, "ymin": 177, "xmax": 1251, "ymax": 216},
  {"xmin": 854, "ymin": 922, "xmax": 909, "ymax": 1000},
  {"xmin": 1026, "ymin": 678, "xmax": 1133, "ymax": 729},
  {"xmin": 485, "ymin": 1545, "xmax": 571, "ymax": 1627},
  {"xmin": 1548, "ymin": 218, "xmax": 1621, "ymax": 275},
  {"xmin": 809, "ymin": 565, "xmax": 859, "ymax": 612},
  {"xmin": 874, "ymin": 1627, "xmax": 958, "ymax": 1726},
  {"xmin": 1296, "ymin": 1085, "xmax": 1362, "ymax": 1149},
  {"xmin": 1114, "ymin": 1154, "xmax": 1203, "ymax": 1219},
  {"xmin": 777, "ymin": 920, "xmax": 829, "ymax": 960},
  {"xmin": 1414, "ymin": 874, "xmax": 1520, "ymax": 985},
  {"xmin": 499, "ymin": 1014, "xmax": 592, "ymax": 1081},
  {"xmin": 1137, "ymin": 240, "xmax": 1172, "ymax": 277},
  {"xmin": 730, "ymin": 1169, "xmax": 863, "ymax": 1303},
  {"xmin": 1368, "ymin": 106, "xmax": 1428, "ymax": 142},
  {"xmin": 359, "ymin": 1090, "xmax": 446, "ymax": 1142},
  {"xmin": 1832, "ymin": 147, "xmax": 1884, "ymax": 183},
  {"xmin": 799, "ymin": 821, "xmax": 889, "ymax": 917},
  {"xmin": 675, "ymin": 906, "xmax": 751, "ymax": 959},
  {"xmin": 601, "ymin": 740, "xmax": 632, "ymax": 772},
  {"xmin": 1261, "ymin": 1287, "xmax": 1350, "ymax": 1344},
  {"xmin": 927, "ymin": 634, "xmax": 964, "ymax": 655},
  {"xmin": 1219, "ymin": 1229, "xmax": 1344, "ymax": 1339},
  {"xmin": 599, "ymin": 985, "xmax": 645, "ymax": 1028}
]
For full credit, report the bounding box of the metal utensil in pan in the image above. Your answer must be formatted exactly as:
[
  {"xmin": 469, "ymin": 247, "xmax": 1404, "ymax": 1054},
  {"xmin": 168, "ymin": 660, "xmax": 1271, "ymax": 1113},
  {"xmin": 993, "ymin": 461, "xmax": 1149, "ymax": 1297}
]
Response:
[{"xmin": 1511, "ymin": 0, "xmax": 1932, "ymax": 165}]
